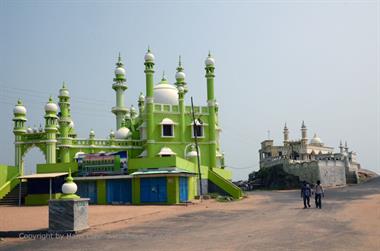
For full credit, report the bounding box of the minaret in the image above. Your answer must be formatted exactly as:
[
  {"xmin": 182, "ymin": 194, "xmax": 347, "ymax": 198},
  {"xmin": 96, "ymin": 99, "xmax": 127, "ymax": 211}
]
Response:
[
  {"xmin": 112, "ymin": 53, "xmax": 128, "ymax": 130},
  {"xmin": 175, "ymin": 56, "xmax": 187, "ymax": 144},
  {"xmin": 138, "ymin": 92, "xmax": 145, "ymax": 119},
  {"xmin": 13, "ymin": 99, "xmax": 27, "ymax": 175},
  {"xmin": 44, "ymin": 97, "xmax": 58, "ymax": 164},
  {"xmin": 344, "ymin": 141, "xmax": 349, "ymax": 153},
  {"xmin": 144, "ymin": 47, "xmax": 155, "ymax": 158},
  {"xmin": 283, "ymin": 123, "xmax": 289, "ymax": 144},
  {"xmin": 205, "ymin": 52, "xmax": 217, "ymax": 169},
  {"xmin": 339, "ymin": 140, "xmax": 344, "ymax": 154},
  {"xmin": 58, "ymin": 82, "xmax": 72, "ymax": 163},
  {"xmin": 301, "ymin": 121, "xmax": 308, "ymax": 145}
]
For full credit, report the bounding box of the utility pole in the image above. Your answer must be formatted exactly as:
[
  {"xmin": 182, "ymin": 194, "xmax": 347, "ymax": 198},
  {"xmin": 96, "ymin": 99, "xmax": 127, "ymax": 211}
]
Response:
[{"xmin": 191, "ymin": 97, "xmax": 203, "ymax": 199}]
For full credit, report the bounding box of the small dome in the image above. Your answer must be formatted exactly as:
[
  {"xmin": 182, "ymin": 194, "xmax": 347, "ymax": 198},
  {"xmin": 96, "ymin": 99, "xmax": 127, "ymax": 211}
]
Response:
[
  {"xmin": 310, "ymin": 134, "xmax": 323, "ymax": 145},
  {"xmin": 45, "ymin": 102, "xmax": 58, "ymax": 113},
  {"xmin": 89, "ymin": 129, "xmax": 95, "ymax": 137},
  {"xmin": 175, "ymin": 71, "xmax": 186, "ymax": 80},
  {"xmin": 130, "ymin": 105, "xmax": 136, "ymax": 113},
  {"xmin": 115, "ymin": 127, "xmax": 130, "ymax": 139},
  {"xmin": 205, "ymin": 54, "xmax": 215, "ymax": 66},
  {"xmin": 109, "ymin": 130, "xmax": 115, "ymax": 138},
  {"xmin": 69, "ymin": 120, "xmax": 74, "ymax": 128},
  {"xmin": 14, "ymin": 105, "xmax": 26, "ymax": 115},
  {"xmin": 114, "ymin": 67, "xmax": 126, "ymax": 76},
  {"xmin": 144, "ymin": 51, "xmax": 155, "ymax": 62},
  {"xmin": 178, "ymin": 86, "xmax": 185, "ymax": 93},
  {"xmin": 138, "ymin": 93, "xmax": 145, "ymax": 102},
  {"xmin": 27, "ymin": 127, "xmax": 33, "ymax": 133},
  {"xmin": 74, "ymin": 151, "xmax": 85, "ymax": 158},
  {"xmin": 59, "ymin": 88, "xmax": 70, "ymax": 97},
  {"xmin": 154, "ymin": 78, "xmax": 178, "ymax": 105},
  {"xmin": 62, "ymin": 182, "xmax": 77, "ymax": 195}
]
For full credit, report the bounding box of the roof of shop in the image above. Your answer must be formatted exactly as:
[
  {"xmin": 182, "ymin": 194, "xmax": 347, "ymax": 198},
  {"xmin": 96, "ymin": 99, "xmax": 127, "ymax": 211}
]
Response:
[{"xmin": 18, "ymin": 172, "xmax": 68, "ymax": 179}]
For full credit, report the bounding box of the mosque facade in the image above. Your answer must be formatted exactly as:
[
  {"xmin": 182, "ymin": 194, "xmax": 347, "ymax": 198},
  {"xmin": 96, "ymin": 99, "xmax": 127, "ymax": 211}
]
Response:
[
  {"xmin": 8, "ymin": 50, "xmax": 242, "ymax": 205},
  {"xmin": 259, "ymin": 122, "xmax": 361, "ymax": 186}
]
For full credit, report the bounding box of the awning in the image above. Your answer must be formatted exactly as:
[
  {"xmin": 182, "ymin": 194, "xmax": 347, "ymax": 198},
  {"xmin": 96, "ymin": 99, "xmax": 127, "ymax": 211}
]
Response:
[
  {"xmin": 74, "ymin": 175, "xmax": 132, "ymax": 181},
  {"xmin": 18, "ymin": 172, "xmax": 68, "ymax": 179},
  {"xmin": 130, "ymin": 168, "xmax": 195, "ymax": 177}
]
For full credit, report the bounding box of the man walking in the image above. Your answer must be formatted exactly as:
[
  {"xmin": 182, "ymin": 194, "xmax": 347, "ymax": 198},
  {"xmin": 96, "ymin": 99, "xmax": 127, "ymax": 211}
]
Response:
[
  {"xmin": 301, "ymin": 181, "xmax": 311, "ymax": 209},
  {"xmin": 314, "ymin": 180, "xmax": 324, "ymax": 209}
]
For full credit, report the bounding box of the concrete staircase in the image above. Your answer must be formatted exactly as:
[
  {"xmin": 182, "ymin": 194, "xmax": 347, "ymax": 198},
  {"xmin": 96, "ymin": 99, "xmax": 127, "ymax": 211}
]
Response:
[
  {"xmin": 208, "ymin": 169, "xmax": 243, "ymax": 199},
  {"xmin": 0, "ymin": 182, "xmax": 27, "ymax": 206}
]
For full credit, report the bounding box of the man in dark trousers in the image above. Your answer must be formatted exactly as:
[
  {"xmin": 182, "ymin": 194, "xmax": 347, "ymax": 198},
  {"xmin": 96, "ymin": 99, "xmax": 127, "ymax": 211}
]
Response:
[
  {"xmin": 314, "ymin": 180, "xmax": 324, "ymax": 209},
  {"xmin": 301, "ymin": 181, "xmax": 311, "ymax": 209}
]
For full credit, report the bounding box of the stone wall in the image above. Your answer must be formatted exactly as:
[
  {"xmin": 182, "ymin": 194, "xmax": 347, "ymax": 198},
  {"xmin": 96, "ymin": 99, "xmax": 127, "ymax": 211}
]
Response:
[
  {"xmin": 317, "ymin": 160, "xmax": 346, "ymax": 186},
  {"xmin": 284, "ymin": 161, "xmax": 320, "ymax": 184}
]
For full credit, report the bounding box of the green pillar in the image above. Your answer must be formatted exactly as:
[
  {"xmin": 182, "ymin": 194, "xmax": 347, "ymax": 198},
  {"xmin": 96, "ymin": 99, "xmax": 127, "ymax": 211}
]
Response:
[
  {"xmin": 112, "ymin": 53, "xmax": 128, "ymax": 130},
  {"xmin": 58, "ymin": 82, "xmax": 72, "ymax": 163},
  {"xmin": 175, "ymin": 56, "xmax": 188, "ymax": 145},
  {"xmin": 13, "ymin": 99, "xmax": 27, "ymax": 175},
  {"xmin": 205, "ymin": 52, "xmax": 217, "ymax": 169},
  {"xmin": 144, "ymin": 48, "xmax": 155, "ymax": 158},
  {"xmin": 44, "ymin": 97, "xmax": 58, "ymax": 164}
]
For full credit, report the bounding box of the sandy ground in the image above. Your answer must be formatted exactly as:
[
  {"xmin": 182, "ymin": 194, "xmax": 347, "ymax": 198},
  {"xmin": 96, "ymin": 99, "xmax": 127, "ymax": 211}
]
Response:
[{"xmin": 0, "ymin": 177, "xmax": 379, "ymax": 251}]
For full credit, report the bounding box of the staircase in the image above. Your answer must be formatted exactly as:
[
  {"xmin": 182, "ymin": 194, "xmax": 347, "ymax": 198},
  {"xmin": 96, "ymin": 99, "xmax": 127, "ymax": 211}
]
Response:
[
  {"xmin": 0, "ymin": 182, "xmax": 27, "ymax": 206},
  {"xmin": 208, "ymin": 169, "xmax": 243, "ymax": 199}
]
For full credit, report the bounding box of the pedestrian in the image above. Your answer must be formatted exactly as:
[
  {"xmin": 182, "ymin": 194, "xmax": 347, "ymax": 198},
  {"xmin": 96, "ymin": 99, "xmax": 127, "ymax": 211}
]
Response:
[
  {"xmin": 314, "ymin": 180, "xmax": 324, "ymax": 209},
  {"xmin": 300, "ymin": 181, "xmax": 311, "ymax": 209}
]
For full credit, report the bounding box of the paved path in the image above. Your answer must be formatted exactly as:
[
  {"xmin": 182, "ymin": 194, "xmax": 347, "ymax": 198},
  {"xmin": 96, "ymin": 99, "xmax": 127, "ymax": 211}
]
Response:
[{"xmin": 1, "ymin": 177, "xmax": 379, "ymax": 251}]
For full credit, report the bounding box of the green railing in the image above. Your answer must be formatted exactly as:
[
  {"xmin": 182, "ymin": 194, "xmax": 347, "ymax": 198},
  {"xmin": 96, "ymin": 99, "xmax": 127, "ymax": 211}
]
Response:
[
  {"xmin": 0, "ymin": 172, "xmax": 20, "ymax": 200},
  {"xmin": 208, "ymin": 169, "xmax": 243, "ymax": 199}
]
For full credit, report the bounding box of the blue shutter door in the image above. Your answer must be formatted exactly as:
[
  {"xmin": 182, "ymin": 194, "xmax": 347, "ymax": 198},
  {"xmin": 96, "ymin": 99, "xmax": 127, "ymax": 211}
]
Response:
[
  {"xmin": 140, "ymin": 177, "xmax": 167, "ymax": 203},
  {"xmin": 179, "ymin": 177, "xmax": 188, "ymax": 202},
  {"xmin": 77, "ymin": 181, "xmax": 97, "ymax": 204},
  {"xmin": 106, "ymin": 179, "xmax": 132, "ymax": 204}
]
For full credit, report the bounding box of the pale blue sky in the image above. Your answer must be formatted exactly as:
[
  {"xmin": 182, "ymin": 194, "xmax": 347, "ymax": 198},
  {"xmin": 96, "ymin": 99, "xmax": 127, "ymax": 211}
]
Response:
[{"xmin": 0, "ymin": 0, "xmax": 378, "ymax": 180}]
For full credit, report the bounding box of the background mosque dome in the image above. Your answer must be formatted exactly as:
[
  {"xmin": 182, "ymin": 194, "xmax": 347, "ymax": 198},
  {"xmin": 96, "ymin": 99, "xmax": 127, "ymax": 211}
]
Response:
[
  {"xmin": 115, "ymin": 127, "xmax": 130, "ymax": 139},
  {"xmin": 153, "ymin": 78, "xmax": 178, "ymax": 105},
  {"xmin": 310, "ymin": 134, "xmax": 323, "ymax": 145}
]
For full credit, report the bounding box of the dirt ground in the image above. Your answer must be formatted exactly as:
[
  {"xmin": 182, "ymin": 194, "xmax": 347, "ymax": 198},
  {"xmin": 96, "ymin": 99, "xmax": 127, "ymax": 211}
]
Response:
[{"xmin": 0, "ymin": 177, "xmax": 379, "ymax": 251}]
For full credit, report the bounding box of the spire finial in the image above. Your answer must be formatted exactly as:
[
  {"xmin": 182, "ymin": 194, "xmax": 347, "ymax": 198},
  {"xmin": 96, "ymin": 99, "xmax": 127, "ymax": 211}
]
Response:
[
  {"xmin": 179, "ymin": 55, "xmax": 182, "ymax": 66},
  {"xmin": 147, "ymin": 45, "xmax": 151, "ymax": 53},
  {"xmin": 208, "ymin": 50, "xmax": 211, "ymax": 57},
  {"xmin": 62, "ymin": 81, "xmax": 66, "ymax": 88},
  {"xmin": 162, "ymin": 71, "xmax": 166, "ymax": 80},
  {"xmin": 17, "ymin": 99, "xmax": 22, "ymax": 105},
  {"xmin": 49, "ymin": 95, "xmax": 53, "ymax": 102},
  {"xmin": 284, "ymin": 122, "xmax": 288, "ymax": 129},
  {"xmin": 118, "ymin": 52, "xmax": 121, "ymax": 62},
  {"xmin": 301, "ymin": 120, "xmax": 306, "ymax": 128}
]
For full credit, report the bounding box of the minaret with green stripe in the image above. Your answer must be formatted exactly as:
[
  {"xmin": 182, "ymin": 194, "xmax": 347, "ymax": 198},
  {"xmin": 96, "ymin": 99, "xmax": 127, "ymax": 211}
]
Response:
[
  {"xmin": 175, "ymin": 56, "xmax": 188, "ymax": 144},
  {"xmin": 112, "ymin": 53, "xmax": 128, "ymax": 130},
  {"xmin": 144, "ymin": 48, "xmax": 155, "ymax": 157},
  {"xmin": 13, "ymin": 99, "xmax": 27, "ymax": 175},
  {"xmin": 44, "ymin": 97, "xmax": 58, "ymax": 164},
  {"xmin": 205, "ymin": 52, "xmax": 217, "ymax": 169},
  {"xmin": 58, "ymin": 82, "xmax": 72, "ymax": 163}
]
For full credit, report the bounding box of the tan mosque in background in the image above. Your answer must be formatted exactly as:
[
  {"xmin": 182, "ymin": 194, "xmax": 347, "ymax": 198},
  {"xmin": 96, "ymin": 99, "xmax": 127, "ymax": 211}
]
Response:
[{"xmin": 259, "ymin": 122, "xmax": 361, "ymax": 186}]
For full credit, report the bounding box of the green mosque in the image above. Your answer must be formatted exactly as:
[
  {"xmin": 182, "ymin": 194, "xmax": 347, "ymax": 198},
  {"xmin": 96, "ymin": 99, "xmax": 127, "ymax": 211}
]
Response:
[{"xmin": 0, "ymin": 49, "xmax": 242, "ymax": 205}]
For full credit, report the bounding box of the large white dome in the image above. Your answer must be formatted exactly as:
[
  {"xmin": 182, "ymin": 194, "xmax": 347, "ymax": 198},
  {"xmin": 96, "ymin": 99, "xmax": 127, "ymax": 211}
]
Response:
[
  {"xmin": 154, "ymin": 78, "xmax": 178, "ymax": 105},
  {"xmin": 115, "ymin": 127, "xmax": 130, "ymax": 139},
  {"xmin": 310, "ymin": 134, "xmax": 323, "ymax": 145}
]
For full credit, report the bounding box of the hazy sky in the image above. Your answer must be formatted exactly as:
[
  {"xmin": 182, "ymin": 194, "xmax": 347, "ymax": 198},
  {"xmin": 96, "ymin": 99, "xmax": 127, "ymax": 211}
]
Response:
[{"xmin": 0, "ymin": 0, "xmax": 378, "ymax": 180}]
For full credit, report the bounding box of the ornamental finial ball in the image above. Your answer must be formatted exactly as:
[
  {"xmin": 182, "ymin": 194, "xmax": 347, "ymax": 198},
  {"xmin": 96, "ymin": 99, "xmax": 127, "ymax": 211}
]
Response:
[
  {"xmin": 13, "ymin": 99, "xmax": 27, "ymax": 115},
  {"xmin": 144, "ymin": 47, "xmax": 155, "ymax": 62},
  {"xmin": 205, "ymin": 52, "xmax": 215, "ymax": 66}
]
